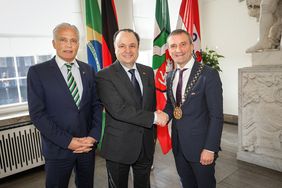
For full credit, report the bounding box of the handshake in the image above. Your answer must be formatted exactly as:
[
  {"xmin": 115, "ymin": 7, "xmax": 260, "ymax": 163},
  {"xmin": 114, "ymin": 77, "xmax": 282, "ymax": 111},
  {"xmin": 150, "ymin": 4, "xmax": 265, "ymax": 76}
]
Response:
[{"xmin": 154, "ymin": 110, "xmax": 169, "ymax": 127}]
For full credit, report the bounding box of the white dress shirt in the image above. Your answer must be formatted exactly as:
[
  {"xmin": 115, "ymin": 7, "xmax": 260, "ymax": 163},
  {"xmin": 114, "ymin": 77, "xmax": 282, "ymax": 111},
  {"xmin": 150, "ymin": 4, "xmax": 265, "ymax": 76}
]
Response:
[
  {"xmin": 172, "ymin": 58, "xmax": 194, "ymax": 104},
  {"xmin": 120, "ymin": 63, "xmax": 143, "ymax": 95},
  {"xmin": 120, "ymin": 62, "xmax": 161, "ymax": 124},
  {"xmin": 55, "ymin": 56, "xmax": 83, "ymax": 98}
]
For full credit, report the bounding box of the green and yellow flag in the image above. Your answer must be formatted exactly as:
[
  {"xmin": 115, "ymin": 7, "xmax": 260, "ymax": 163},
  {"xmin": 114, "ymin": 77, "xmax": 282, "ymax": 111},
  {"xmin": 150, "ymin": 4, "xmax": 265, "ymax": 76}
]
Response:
[
  {"xmin": 85, "ymin": 0, "xmax": 102, "ymax": 72},
  {"xmin": 85, "ymin": 0, "xmax": 118, "ymax": 149}
]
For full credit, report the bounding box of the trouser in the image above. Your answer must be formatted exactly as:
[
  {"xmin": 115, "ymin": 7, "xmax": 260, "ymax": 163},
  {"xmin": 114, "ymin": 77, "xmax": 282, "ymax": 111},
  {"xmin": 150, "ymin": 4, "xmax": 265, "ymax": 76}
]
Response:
[
  {"xmin": 45, "ymin": 151, "xmax": 95, "ymax": 188},
  {"xmin": 106, "ymin": 146, "xmax": 153, "ymax": 188}
]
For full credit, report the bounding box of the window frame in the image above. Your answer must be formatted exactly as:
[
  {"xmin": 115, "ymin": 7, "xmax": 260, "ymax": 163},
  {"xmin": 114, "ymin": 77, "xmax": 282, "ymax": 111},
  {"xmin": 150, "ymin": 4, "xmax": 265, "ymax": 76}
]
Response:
[{"xmin": 0, "ymin": 54, "xmax": 53, "ymax": 117}]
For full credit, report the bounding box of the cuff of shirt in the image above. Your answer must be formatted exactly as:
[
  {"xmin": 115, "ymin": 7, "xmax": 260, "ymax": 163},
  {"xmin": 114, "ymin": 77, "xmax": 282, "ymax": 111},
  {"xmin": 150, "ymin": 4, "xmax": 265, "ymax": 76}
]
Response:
[
  {"xmin": 205, "ymin": 149, "xmax": 214, "ymax": 154},
  {"xmin": 153, "ymin": 112, "xmax": 158, "ymax": 124}
]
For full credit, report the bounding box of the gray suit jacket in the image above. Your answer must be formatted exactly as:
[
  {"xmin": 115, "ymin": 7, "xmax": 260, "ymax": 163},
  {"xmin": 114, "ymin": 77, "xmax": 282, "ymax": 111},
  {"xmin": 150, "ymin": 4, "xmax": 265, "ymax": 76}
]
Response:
[{"xmin": 96, "ymin": 61, "xmax": 156, "ymax": 164}]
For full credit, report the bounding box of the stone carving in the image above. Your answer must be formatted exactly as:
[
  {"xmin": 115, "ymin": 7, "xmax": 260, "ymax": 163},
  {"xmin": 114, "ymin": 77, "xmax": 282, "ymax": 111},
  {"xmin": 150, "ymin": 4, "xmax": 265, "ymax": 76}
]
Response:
[
  {"xmin": 246, "ymin": 0, "xmax": 282, "ymax": 53},
  {"xmin": 241, "ymin": 71, "xmax": 282, "ymax": 160},
  {"xmin": 246, "ymin": 0, "xmax": 261, "ymax": 21}
]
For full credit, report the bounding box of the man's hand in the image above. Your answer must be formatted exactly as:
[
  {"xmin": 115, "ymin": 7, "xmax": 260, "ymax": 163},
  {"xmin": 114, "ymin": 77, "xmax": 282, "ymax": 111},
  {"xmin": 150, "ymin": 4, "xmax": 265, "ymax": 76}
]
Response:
[
  {"xmin": 78, "ymin": 136, "xmax": 97, "ymax": 144},
  {"xmin": 68, "ymin": 137, "xmax": 97, "ymax": 153},
  {"xmin": 200, "ymin": 149, "xmax": 215, "ymax": 165},
  {"xmin": 155, "ymin": 110, "xmax": 169, "ymax": 127}
]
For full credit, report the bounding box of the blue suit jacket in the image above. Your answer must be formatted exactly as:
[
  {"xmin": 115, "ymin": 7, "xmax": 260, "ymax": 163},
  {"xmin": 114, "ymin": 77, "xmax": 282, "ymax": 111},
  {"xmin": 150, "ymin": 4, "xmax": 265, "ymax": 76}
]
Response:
[
  {"xmin": 27, "ymin": 57, "xmax": 102, "ymax": 159},
  {"xmin": 164, "ymin": 61, "xmax": 223, "ymax": 162}
]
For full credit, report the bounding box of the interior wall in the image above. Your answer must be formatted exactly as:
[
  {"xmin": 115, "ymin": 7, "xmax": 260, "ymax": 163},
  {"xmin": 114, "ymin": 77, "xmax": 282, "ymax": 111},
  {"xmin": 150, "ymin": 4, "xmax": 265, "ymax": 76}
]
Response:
[
  {"xmin": 0, "ymin": 0, "xmax": 84, "ymax": 57},
  {"xmin": 199, "ymin": 0, "xmax": 258, "ymax": 115}
]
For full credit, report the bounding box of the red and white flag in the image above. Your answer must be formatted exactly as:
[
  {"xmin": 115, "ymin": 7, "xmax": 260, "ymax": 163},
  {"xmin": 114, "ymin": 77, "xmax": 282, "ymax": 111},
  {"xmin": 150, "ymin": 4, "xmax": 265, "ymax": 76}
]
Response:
[
  {"xmin": 153, "ymin": 0, "xmax": 173, "ymax": 154},
  {"xmin": 177, "ymin": 0, "xmax": 201, "ymax": 54}
]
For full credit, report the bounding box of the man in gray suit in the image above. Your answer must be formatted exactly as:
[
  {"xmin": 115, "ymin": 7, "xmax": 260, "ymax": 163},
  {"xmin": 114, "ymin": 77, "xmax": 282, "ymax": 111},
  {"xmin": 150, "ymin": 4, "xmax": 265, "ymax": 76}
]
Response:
[{"xmin": 96, "ymin": 29, "xmax": 167, "ymax": 188}]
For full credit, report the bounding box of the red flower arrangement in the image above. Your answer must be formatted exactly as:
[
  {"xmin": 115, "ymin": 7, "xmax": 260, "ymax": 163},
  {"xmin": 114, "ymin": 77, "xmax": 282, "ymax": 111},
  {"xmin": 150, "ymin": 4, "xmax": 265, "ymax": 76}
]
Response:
[{"xmin": 195, "ymin": 50, "xmax": 202, "ymax": 62}]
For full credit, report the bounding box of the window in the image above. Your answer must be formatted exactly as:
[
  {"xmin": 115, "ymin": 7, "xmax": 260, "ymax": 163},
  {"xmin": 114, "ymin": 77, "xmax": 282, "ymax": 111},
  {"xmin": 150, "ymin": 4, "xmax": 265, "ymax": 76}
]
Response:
[
  {"xmin": 0, "ymin": 0, "xmax": 83, "ymax": 116},
  {"xmin": 0, "ymin": 55, "xmax": 52, "ymax": 107}
]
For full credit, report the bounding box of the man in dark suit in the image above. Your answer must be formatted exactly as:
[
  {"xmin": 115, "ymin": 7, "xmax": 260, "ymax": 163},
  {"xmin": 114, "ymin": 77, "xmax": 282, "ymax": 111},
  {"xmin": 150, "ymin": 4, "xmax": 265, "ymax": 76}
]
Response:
[
  {"xmin": 164, "ymin": 29, "xmax": 223, "ymax": 188},
  {"xmin": 27, "ymin": 23, "xmax": 102, "ymax": 188},
  {"xmin": 96, "ymin": 29, "xmax": 167, "ymax": 188}
]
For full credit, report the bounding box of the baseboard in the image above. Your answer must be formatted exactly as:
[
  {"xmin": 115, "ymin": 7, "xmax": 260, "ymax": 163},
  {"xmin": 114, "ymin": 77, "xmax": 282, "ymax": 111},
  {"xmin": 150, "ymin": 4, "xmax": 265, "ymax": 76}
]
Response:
[{"xmin": 224, "ymin": 114, "xmax": 238, "ymax": 125}]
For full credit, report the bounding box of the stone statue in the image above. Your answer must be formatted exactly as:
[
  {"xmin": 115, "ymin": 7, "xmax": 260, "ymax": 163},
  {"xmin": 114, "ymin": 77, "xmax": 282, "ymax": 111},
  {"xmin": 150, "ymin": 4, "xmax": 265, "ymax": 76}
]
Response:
[
  {"xmin": 246, "ymin": 0, "xmax": 261, "ymax": 21},
  {"xmin": 246, "ymin": 0, "xmax": 282, "ymax": 53}
]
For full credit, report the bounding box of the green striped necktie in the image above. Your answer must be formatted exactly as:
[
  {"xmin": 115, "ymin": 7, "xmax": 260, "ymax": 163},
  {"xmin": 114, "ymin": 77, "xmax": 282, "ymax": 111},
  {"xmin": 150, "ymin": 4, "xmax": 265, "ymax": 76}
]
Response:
[{"xmin": 65, "ymin": 63, "xmax": 80, "ymax": 107}]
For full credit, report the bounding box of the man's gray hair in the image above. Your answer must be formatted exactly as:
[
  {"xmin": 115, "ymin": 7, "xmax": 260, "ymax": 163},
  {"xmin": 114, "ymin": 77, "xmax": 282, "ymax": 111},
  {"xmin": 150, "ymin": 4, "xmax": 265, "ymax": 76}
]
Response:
[
  {"xmin": 167, "ymin": 29, "xmax": 193, "ymax": 44},
  {"xmin": 53, "ymin": 23, "xmax": 79, "ymax": 40}
]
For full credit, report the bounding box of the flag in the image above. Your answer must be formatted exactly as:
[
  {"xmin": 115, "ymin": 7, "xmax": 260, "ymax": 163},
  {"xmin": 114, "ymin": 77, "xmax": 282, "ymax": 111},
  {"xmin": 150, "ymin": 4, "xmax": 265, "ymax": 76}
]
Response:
[
  {"xmin": 153, "ymin": 0, "xmax": 173, "ymax": 154},
  {"xmin": 177, "ymin": 0, "xmax": 201, "ymax": 53},
  {"xmin": 101, "ymin": 0, "xmax": 118, "ymax": 68},
  {"xmin": 85, "ymin": 0, "xmax": 118, "ymax": 149},
  {"xmin": 85, "ymin": 0, "xmax": 102, "ymax": 72},
  {"xmin": 85, "ymin": 0, "xmax": 118, "ymax": 71}
]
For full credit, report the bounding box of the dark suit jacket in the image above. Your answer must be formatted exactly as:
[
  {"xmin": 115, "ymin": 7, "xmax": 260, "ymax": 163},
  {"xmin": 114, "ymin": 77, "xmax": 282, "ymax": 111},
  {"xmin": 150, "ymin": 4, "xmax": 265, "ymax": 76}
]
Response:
[
  {"xmin": 96, "ymin": 61, "xmax": 156, "ymax": 164},
  {"xmin": 164, "ymin": 61, "xmax": 223, "ymax": 162},
  {"xmin": 27, "ymin": 57, "xmax": 102, "ymax": 159}
]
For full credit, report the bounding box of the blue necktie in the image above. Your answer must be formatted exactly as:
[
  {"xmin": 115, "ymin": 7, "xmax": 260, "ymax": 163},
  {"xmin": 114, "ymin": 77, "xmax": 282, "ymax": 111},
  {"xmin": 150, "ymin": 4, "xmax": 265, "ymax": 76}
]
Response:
[{"xmin": 128, "ymin": 69, "xmax": 142, "ymax": 105}]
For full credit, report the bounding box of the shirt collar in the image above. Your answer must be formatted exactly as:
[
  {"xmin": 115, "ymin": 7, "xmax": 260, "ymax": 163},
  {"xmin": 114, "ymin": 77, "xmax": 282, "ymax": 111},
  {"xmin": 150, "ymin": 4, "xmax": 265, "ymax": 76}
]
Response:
[
  {"xmin": 55, "ymin": 56, "xmax": 79, "ymax": 69},
  {"xmin": 176, "ymin": 57, "xmax": 194, "ymax": 70},
  {"xmin": 120, "ymin": 62, "xmax": 137, "ymax": 73}
]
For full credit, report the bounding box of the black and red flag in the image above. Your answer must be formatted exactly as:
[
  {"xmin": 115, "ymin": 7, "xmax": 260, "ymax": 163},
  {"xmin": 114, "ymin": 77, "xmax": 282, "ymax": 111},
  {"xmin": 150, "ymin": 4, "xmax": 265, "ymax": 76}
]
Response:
[{"xmin": 102, "ymin": 0, "xmax": 119, "ymax": 68}]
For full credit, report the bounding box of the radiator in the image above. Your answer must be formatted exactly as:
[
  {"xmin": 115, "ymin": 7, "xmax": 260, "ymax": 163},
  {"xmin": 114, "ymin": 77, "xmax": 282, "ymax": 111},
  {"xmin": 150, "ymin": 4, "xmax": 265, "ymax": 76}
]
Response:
[{"xmin": 0, "ymin": 123, "xmax": 45, "ymax": 179}]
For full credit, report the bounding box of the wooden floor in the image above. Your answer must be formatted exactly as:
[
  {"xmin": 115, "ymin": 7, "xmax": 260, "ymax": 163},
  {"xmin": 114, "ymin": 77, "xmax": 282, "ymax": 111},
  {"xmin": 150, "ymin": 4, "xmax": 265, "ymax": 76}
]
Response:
[{"xmin": 1, "ymin": 124, "xmax": 282, "ymax": 188}]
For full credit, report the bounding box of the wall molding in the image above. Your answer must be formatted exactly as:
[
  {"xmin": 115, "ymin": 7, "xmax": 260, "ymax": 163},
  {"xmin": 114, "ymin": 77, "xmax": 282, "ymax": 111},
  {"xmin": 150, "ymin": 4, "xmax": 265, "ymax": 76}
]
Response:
[{"xmin": 224, "ymin": 114, "xmax": 238, "ymax": 125}]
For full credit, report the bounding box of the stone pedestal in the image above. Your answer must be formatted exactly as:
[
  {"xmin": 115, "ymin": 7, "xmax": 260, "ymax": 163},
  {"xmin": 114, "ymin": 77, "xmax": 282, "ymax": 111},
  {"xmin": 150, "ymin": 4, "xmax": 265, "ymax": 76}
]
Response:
[
  {"xmin": 238, "ymin": 61, "xmax": 282, "ymax": 172},
  {"xmin": 252, "ymin": 50, "xmax": 282, "ymax": 66}
]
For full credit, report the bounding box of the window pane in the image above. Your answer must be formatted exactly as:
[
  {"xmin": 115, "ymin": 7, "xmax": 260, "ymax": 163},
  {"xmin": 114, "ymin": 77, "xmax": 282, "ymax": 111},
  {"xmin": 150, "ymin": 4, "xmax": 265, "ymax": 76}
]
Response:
[
  {"xmin": 0, "ymin": 79, "xmax": 19, "ymax": 105},
  {"xmin": 16, "ymin": 56, "xmax": 35, "ymax": 77},
  {"xmin": 0, "ymin": 57, "xmax": 16, "ymax": 78},
  {"xmin": 19, "ymin": 78, "xmax": 27, "ymax": 102},
  {"xmin": 37, "ymin": 55, "xmax": 52, "ymax": 64}
]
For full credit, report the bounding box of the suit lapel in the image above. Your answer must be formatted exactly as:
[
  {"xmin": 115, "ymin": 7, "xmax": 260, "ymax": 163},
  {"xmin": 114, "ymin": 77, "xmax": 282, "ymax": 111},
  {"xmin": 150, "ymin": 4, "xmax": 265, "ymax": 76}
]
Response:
[
  {"xmin": 186, "ymin": 61, "xmax": 200, "ymax": 88},
  {"xmin": 113, "ymin": 61, "xmax": 143, "ymax": 106},
  {"xmin": 167, "ymin": 61, "xmax": 202, "ymax": 107},
  {"xmin": 113, "ymin": 61, "xmax": 133, "ymax": 90},
  {"xmin": 183, "ymin": 61, "xmax": 201, "ymax": 104},
  {"xmin": 167, "ymin": 69, "xmax": 177, "ymax": 105},
  {"xmin": 77, "ymin": 61, "xmax": 88, "ymax": 109},
  {"xmin": 137, "ymin": 64, "xmax": 148, "ymax": 108},
  {"xmin": 48, "ymin": 58, "xmax": 78, "ymax": 109}
]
